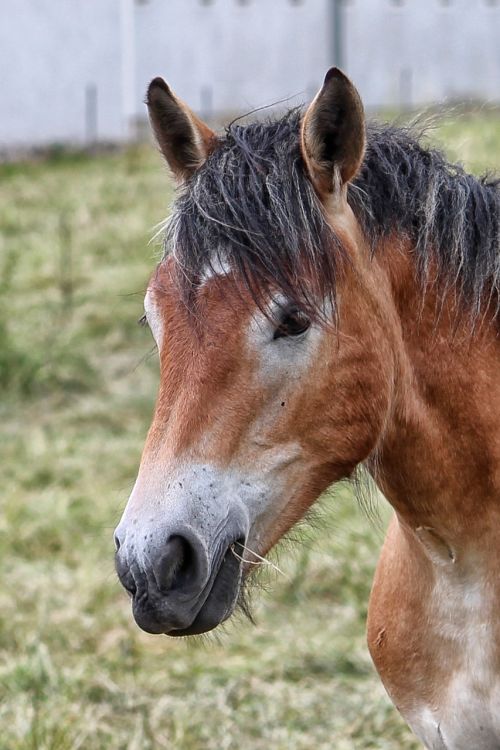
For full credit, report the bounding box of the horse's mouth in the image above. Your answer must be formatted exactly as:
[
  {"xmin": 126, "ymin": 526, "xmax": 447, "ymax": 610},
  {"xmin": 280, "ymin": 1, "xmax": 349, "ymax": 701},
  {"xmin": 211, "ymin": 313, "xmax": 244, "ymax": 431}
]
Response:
[{"xmin": 131, "ymin": 538, "xmax": 244, "ymax": 637}]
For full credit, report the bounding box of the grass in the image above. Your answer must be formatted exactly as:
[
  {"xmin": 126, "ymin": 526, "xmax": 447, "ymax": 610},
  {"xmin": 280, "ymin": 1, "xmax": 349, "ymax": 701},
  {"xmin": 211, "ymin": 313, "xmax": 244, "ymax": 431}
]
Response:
[{"xmin": 1, "ymin": 111, "xmax": 499, "ymax": 750}]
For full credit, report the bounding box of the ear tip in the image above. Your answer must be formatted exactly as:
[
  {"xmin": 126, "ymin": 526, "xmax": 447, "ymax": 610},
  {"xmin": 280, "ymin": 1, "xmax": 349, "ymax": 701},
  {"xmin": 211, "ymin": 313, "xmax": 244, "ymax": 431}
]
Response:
[
  {"xmin": 146, "ymin": 76, "xmax": 172, "ymax": 105},
  {"xmin": 324, "ymin": 67, "xmax": 348, "ymax": 85}
]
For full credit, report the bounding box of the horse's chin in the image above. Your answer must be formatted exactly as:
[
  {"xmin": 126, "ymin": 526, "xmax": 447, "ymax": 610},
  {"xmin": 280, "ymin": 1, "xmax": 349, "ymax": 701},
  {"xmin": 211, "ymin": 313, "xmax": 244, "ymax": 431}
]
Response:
[{"xmin": 132, "ymin": 540, "xmax": 243, "ymax": 637}]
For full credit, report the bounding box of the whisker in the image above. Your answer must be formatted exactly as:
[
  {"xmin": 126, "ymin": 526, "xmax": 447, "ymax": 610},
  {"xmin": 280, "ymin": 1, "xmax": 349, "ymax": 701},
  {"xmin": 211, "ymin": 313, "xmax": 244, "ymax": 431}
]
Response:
[{"xmin": 230, "ymin": 543, "xmax": 287, "ymax": 577}]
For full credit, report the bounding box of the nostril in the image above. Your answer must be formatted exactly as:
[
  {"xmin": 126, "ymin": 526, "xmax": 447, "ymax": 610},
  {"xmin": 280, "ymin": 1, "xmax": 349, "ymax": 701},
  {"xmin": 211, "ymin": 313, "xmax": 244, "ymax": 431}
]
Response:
[
  {"xmin": 113, "ymin": 532, "xmax": 121, "ymax": 552},
  {"xmin": 226, "ymin": 537, "xmax": 246, "ymax": 568},
  {"xmin": 154, "ymin": 535, "xmax": 196, "ymax": 594}
]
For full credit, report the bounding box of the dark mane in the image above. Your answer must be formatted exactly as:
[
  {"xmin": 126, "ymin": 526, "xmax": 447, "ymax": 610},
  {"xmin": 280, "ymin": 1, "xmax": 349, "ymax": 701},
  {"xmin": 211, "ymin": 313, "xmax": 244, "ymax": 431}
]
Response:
[
  {"xmin": 166, "ymin": 109, "xmax": 343, "ymax": 316},
  {"xmin": 165, "ymin": 109, "xmax": 500, "ymax": 322},
  {"xmin": 351, "ymin": 121, "xmax": 500, "ymax": 322}
]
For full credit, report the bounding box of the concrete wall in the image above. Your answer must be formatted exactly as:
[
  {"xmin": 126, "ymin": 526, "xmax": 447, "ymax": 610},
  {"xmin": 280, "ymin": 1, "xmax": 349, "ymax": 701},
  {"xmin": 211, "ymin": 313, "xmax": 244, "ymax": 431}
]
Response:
[
  {"xmin": 345, "ymin": 0, "xmax": 500, "ymax": 108},
  {"xmin": 0, "ymin": 0, "xmax": 125, "ymax": 147},
  {"xmin": 1, "ymin": 0, "xmax": 499, "ymax": 148},
  {"xmin": 134, "ymin": 0, "xmax": 500, "ymax": 114},
  {"xmin": 134, "ymin": 0, "xmax": 331, "ymax": 118}
]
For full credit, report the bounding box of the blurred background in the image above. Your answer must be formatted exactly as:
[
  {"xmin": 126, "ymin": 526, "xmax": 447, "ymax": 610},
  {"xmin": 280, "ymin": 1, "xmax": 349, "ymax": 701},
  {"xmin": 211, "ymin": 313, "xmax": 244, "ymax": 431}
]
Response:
[{"xmin": 1, "ymin": 1, "xmax": 499, "ymax": 749}]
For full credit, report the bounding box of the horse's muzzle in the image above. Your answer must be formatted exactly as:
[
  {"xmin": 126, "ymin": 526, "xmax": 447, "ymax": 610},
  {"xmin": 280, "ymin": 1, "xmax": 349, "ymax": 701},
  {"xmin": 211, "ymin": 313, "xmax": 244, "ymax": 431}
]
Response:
[{"xmin": 114, "ymin": 526, "xmax": 245, "ymax": 636}]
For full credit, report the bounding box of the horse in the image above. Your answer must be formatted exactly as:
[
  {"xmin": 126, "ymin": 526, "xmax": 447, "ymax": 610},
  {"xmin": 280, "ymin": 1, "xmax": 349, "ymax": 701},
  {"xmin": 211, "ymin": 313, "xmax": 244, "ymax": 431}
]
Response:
[{"xmin": 114, "ymin": 68, "xmax": 500, "ymax": 748}]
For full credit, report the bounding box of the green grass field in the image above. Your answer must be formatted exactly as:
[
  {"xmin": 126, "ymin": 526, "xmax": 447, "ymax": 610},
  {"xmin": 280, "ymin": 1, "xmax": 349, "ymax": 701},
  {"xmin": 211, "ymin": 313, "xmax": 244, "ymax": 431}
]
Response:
[{"xmin": 1, "ymin": 111, "xmax": 499, "ymax": 750}]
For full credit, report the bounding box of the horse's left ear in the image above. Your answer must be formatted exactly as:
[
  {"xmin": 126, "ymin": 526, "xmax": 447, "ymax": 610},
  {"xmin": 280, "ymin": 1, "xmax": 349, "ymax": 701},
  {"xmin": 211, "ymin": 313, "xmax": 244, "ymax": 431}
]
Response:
[
  {"xmin": 146, "ymin": 77, "xmax": 216, "ymax": 181},
  {"xmin": 301, "ymin": 67, "xmax": 365, "ymax": 195}
]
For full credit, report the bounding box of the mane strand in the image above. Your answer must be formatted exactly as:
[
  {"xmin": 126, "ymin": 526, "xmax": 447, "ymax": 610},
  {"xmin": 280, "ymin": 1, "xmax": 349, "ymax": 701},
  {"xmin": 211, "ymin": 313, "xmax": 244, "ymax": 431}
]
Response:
[
  {"xmin": 164, "ymin": 110, "xmax": 500, "ymax": 325},
  {"xmin": 350, "ymin": 121, "xmax": 500, "ymax": 322}
]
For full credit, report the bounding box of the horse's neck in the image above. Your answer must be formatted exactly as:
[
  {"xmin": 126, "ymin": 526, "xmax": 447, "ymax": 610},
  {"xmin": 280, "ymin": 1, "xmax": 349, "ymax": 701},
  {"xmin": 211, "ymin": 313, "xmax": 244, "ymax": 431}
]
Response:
[{"xmin": 376, "ymin": 245, "xmax": 500, "ymax": 550}]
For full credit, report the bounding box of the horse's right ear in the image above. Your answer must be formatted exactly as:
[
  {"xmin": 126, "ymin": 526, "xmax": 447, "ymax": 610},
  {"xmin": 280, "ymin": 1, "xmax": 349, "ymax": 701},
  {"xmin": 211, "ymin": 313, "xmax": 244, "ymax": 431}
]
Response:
[
  {"xmin": 301, "ymin": 68, "xmax": 365, "ymax": 196},
  {"xmin": 146, "ymin": 77, "xmax": 216, "ymax": 181}
]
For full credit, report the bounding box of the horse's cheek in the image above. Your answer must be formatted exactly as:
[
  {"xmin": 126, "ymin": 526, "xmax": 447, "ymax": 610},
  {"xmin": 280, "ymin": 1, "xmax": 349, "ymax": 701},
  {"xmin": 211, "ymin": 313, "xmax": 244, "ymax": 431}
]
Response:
[{"xmin": 300, "ymin": 356, "xmax": 392, "ymax": 475}]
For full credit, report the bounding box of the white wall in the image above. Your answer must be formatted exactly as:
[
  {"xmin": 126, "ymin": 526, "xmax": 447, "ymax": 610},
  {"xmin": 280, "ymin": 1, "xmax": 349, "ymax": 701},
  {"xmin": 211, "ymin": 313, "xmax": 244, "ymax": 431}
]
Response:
[
  {"xmin": 1, "ymin": 0, "xmax": 499, "ymax": 148},
  {"xmin": 134, "ymin": 0, "xmax": 331, "ymax": 117},
  {"xmin": 0, "ymin": 0, "xmax": 125, "ymax": 147},
  {"xmin": 345, "ymin": 0, "xmax": 500, "ymax": 108},
  {"xmin": 134, "ymin": 0, "xmax": 500, "ymax": 116}
]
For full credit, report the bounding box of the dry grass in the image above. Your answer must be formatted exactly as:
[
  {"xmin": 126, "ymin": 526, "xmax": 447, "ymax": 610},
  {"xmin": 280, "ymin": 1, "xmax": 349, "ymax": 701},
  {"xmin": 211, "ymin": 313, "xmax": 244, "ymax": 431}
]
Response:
[{"xmin": 1, "ymin": 111, "xmax": 499, "ymax": 749}]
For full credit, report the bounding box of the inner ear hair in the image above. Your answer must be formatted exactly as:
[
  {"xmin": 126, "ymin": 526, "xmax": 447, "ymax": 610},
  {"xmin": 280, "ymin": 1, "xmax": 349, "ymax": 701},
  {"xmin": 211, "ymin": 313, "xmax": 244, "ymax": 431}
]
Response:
[
  {"xmin": 301, "ymin": 67, "xmax": 366, "ymax": 194},
  {"xmin": 146, "ymin": 77, "xmax": 216, "ymax": 180}
]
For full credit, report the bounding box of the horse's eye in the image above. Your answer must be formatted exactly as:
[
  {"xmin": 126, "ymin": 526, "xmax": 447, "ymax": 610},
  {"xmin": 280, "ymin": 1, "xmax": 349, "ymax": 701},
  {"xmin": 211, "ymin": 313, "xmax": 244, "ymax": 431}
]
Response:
[{"xmin": 273, "ymin": 307, "xmax": 311, "ymax": 340}]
